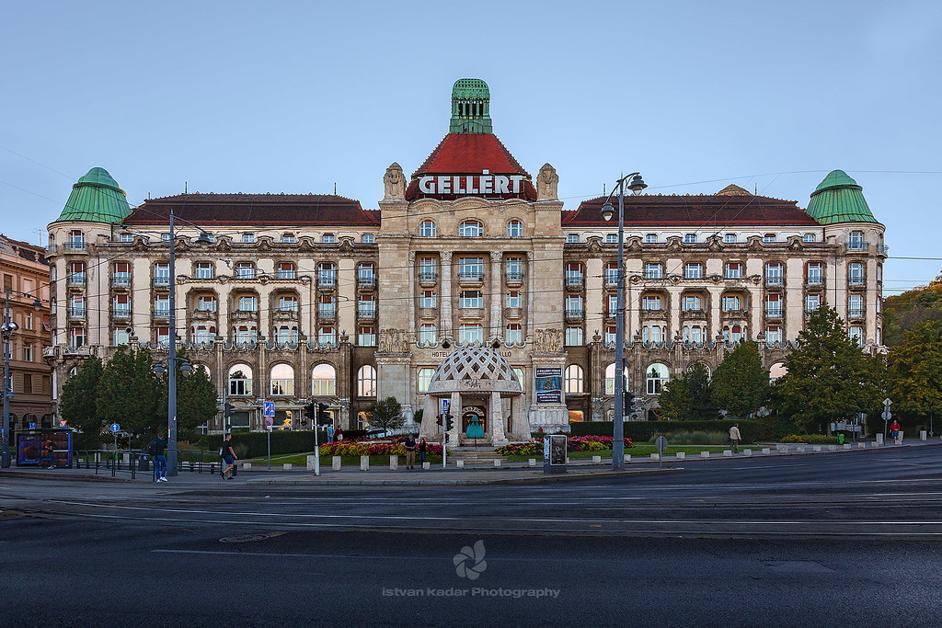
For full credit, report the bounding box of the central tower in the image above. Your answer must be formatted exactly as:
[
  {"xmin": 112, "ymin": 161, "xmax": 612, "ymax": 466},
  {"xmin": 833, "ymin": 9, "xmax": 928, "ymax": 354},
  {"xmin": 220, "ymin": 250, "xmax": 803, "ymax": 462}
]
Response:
[{"xmin": 449, "ymin": 78, "xmax": 493, "ymax": 134}]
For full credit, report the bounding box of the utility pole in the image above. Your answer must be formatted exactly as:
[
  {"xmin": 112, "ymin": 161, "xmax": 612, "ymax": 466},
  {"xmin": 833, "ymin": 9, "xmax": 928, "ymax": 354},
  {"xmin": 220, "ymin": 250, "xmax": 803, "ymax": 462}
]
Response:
[{"xmin": 167, "ymin": 209, "xmax": 178, "ymax": 476}]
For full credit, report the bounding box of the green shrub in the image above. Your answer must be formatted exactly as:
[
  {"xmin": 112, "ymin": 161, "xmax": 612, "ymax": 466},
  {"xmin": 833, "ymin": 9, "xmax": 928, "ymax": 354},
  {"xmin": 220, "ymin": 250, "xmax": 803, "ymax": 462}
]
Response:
[
  {"xmin": 571, "ymin": 417, "xmax": 779, "ymax": 443},
  {"xmin": 649, "ymin": 431, "xmax": 728, "ymax": 445},
  {"xmin": 780, "ymin": 434, "xmax": 839, "ymax": 444}
]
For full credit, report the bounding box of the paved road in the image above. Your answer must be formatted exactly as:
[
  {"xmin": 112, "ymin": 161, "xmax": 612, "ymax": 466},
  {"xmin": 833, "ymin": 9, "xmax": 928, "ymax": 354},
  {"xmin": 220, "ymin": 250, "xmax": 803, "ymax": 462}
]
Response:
[{"xmin": 1, "ymin": 444, "xmax": 940, "ymax": 626}]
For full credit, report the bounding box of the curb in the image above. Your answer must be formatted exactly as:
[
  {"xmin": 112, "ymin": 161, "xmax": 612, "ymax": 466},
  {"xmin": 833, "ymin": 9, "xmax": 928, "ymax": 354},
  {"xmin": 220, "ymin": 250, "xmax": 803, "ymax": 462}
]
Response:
[{"xmin": 0, "ymin": 471, "xmax": 130, "ymax": 483}]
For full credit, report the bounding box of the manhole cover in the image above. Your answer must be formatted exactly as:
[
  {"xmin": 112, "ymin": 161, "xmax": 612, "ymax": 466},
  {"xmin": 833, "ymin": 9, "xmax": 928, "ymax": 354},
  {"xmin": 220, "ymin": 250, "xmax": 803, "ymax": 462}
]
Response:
[{"xmin": 219, "ymin": 531, "xmax": 285, "ymax": 544}]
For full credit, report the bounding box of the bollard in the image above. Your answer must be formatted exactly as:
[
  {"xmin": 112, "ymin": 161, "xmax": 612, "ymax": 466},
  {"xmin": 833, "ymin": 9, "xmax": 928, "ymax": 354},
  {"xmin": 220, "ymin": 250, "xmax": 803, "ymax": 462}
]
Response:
[
  {"xmin": 813, "ymin": 445, "xmax": 822, "ymax": 453},
  {"xmin": 422, "ymin": 461, "xmax": 431, "ymax": 470},
  {"xmin": 457, "ymin": 460, "xmax": 465, "ymax": 469},
  {"xmin": 762, "ymin": 448, "xmax": 771, "ymax": 455},
  {"xmin": 306, "ymin": 455, "xmax": 315, "ymax": 471},
  {"xmin": 650, "ymin": 453, "xmax": 660, "ymax": 461},
  {"xmin": 624, "ymin": 454, "xmax": 632, "ymax": 463},
  {"xmin": 828, "ymin": 445, "xmax": 837, "ymax": 451},
  {"xmin": 857, "ymin": 442, "xmax": 867, "ymax": 449},
  {"xmin": 920, "ymin": 430, "xmax": 928, "ymax": 441},
  {"xmin": 528, "ymin": 458, "xmax": 536, "ymax": 467},
  {"xmin": 332, "ymin": 456, "xmax": 341, "ymax": 471},
  {"xmin": 723, "ymin": 450, "xmax": 733, "ymax": 457},
  {"xmin": 389, "ymin": 455, "xmax": 398, "ymax": 470},
  {"xmin": 701, "ymin": 451, "xmax": 710, "ymax": 458},
  {"xmin": 876, "ymin": 433, "xmax": 884, "ymax": 445},
  {"xmin": 676, "ymin": 452, "xmax": 686, "ymax": 460},
  {"xmin": 242, "ymin": 462, "xmax": 252, "ymax": 470},
  {"xmin": 283, "ymin": 463, "xmax": 293, "ymax": 471},
  {"xmin": 591, "ymin": 455, "xmax": 602, "ymax": 464},
  {"xmin": 842, "ymin": 444, "xmax": 852, "ymax": 450},
  {"xmin": 360, "ymin": 456, "xmax": 369, "ymax": 471},
  {"xmin": 493, "ymin": 459, "xmax": 501, "ymax": 468},
  {"xmin": 743, "ymin": 449, "xmax": 752, "ymax": 456}
]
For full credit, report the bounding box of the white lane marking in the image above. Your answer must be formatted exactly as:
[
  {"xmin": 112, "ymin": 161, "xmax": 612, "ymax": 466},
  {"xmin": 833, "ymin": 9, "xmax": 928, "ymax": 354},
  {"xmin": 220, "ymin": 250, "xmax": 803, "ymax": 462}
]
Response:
[{"xmin": 46, "ymin": 500, "xmax": 942, "ymax": 526}]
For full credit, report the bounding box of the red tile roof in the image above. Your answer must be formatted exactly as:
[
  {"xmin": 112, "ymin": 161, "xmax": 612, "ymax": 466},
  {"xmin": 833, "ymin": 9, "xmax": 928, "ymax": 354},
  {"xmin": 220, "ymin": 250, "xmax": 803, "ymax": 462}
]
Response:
[
  {"xmin": 406, "ymin": 133, "xmax": 536, "ymax": 201},
  {"xmin": 563, "ymin": 194, "xmax": 818, "ymax": 227},
  {"xmin": 124, "ymin": 194, "xmax": 380, "ymax": 227}
]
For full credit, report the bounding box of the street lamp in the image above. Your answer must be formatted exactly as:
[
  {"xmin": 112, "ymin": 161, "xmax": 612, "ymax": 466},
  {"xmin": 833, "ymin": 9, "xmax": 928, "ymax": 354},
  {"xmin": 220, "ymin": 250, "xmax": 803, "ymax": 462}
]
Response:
[{"xmin": 600, "ymin": 171, "xmax": 647, "ymax": 470}]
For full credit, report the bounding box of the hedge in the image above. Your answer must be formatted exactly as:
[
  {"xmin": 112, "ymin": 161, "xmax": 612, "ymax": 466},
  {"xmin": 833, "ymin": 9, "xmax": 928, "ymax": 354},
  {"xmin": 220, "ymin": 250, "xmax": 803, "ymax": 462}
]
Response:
[
  {"xmin": 194, "ymin": 430, "xmax": 370, "ymax": 458},
  {"xmin": 568, "ymin": 417, "xmax": 780, "ymax": 443}
]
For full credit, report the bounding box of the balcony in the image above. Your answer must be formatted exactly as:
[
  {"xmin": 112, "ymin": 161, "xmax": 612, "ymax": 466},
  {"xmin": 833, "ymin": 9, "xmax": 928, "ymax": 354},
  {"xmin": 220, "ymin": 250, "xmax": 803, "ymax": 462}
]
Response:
[
  {"xmin": 764, "ymin": 276, "xmax": 784, "ymax": 288},
  {"xmin": 848, "ymin": 277, "xmax": 865, "ymax": 288},
  {"xmin": 877, "ymin": 243, "xmax": 890, "ymax": 255},
  {"xmin": 153, "ymin": 276, "xmax": 171, "ymax": 288},
  {"xmin": 64, "ymin": 241, "xmax": 86, "ymax": 252},
  {"xmin": 67, "ymin": 273, "xmax": 86, "ymax": 287},
  {"xmin": 68, "ymin": 307, "xmax": 86, "ymax": 320},
  {"xmin": 846, "ymin": 241, "xmax": 869, "ymax": 253},
  {"xmin": 565, "ymin": 307, "xmax": 584, "ymax": 321},
  {"xmin": 318, "ymin": 274, "xmax": 337, "ymax": 290},
  {"xmin": 681, "ymin": 308, "xmax": 706, "ymax": 320},
  {"xmin": 722, "ymin": 309, "xmax": 747, "ymax": 319},
  {"xmin": 640, "ymin": 308, "xmax": 666, "ymax": 321},
  {"xmin": 275, "ymin": 270, "xmax": 297, "ymax": 280},
  {"xmin": 358, "ymin": 274, "xmax": 376, "ymax": 289},
  {"xmin": 231, "ymin": 309, "xmax": 258, "ymax": 322},
  {"xmin": 764, "ymin": 308, "xmax": 784, "ymax": 319},
  {"xmin": 506, "ymin": 271, "xmax": 524, "ymax": 287},
  {"xmin": 357, "ymin": 303, "xmax": 377, "ymax": 320},
  {"xmin": 112, "ymin": 273, "xmax": 131, "ymax": 288},
  {"xmin": 317, "ymin": 305, "xmax": 337, "ymax": 320},
  {"xmin": 418, "ymin": 271, "xmax": 438, "ymax": 287},
  {"xmin": 153, "ymin": 306, "xmax": 171, "ymax": 320},
  {"xmin": 604, "ymin": 273, "xmax": 619, "ymax": 288},
  {"xmin": 847, "ymin": 309, "xmax": 866, "ymax": 320},
  {"xmin": 112, "ymin": 307, "xmax": 131, "ymax": 321},
  {"xmin": 565, "ymin": 273, "xmax": 583, "ymax": 289},
  {"xmin": 457, "ymin": 271, "xmax": 484, "ymax": 287},
  {"xmin": 234, "ymin": 270, "xmax": 256, "ymax": 280},
  {"xmin": 805, "ymin": 277, "xmax": 824, "ymax": 288}
]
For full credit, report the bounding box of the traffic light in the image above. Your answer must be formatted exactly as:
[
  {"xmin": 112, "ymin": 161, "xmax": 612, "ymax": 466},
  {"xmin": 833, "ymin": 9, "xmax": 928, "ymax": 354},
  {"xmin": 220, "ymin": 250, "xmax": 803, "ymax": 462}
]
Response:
[
  {"xmin": 624, "ymin": 391, "xmax": 634, "ymax": 417},
  {"xmin": 317, "ymin": 403, "xmax": 329, "ymax": 426},
  {"xmin": 304, "ymin": 401, "xmax": 317, "ymax": 428},
  {"xmin": 443, "ymin": 413, "xmax": 454, "ymax": 431},
  {"xmin": 223, "ymin": 401, "xmax": 234, "ymax": 419}
]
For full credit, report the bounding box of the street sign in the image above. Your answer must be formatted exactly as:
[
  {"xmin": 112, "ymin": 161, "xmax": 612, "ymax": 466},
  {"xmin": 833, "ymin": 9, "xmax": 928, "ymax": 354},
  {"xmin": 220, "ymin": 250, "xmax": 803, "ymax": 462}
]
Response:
[
  {"xmin": 27, "ymin": 422, "xmax": 36, "ymax": 431},
  {"xmin": 883, "ymin": 398, "xmax": 892, "ymax": 407},
  {"xmin": 882, "ymin": 410, "xmax": 892, "ymax": 422},
  {"xmin": 110, "ymin": 422, "xmax": 120, "ymax": 434},
  {"xmin": 440, "ymin": 398, "xmax": 450, "ymax": 415},
  {"xmin": 264, "ymin": 416, "xmax": 274, "ymax": 428},
  {"xmin": 262, "ymin": 401, "xmax": 275, "ymax": 418},
  {"xmin": 655, "ymin": 435, "xmax": 668, "ymax": 455}
]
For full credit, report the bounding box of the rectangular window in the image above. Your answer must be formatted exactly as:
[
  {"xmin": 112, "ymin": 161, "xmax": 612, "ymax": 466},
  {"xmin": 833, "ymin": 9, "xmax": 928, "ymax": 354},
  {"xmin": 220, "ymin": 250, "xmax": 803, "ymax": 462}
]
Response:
[
  {"xmin": 848, "ymin": 263, "xmax": 865, "ymax": 285},
  {"xmin": 565, "ymin": 295, "xmax": 583, "ymax": 317},
  {"xmin": 458, "ymin": 257, "xmax": 484, "ymax": 280},
  {"xmin": 418, "ymin": 257, "xmax": 437, "ymax": 282},
  {"xmin": 358, "ymin": 326, "xmax": 376, "ymax": 347},
  {"xmin": 644, "ymin": 263, "xmax": 663, "ymax": 279},
  {"xmin": 722, "ymin": 296, "xmax": 741, "ymax": 312},
  {"xmin": 195, "ymin": 262, "xmax": 214, "ymax": 279},
  {"xmin": 605, "ymin": 263, "xmax": 619, "ymax": 287},
  {"xmin": 725, "ymin": 262, "xmax": 743, "ymax": 279},
  {"xmin": 566, "ymin": 234, "xmax": 579, "ymax": 244},
  {"xmin": 766, "ymin": 325, "xmax": 782, "ymax": 344},
  {"xmin": 684, "ymin": 263, "xmax": 703, "ymax": 279},
  {"xmin": 357, "ymin": 264, "xmax": 376, "ymax": 286},
  {"xmin": 805, "ymin": 294, "xmax": 821, "ymax": 313},
  {"xmin": 322, "ymin": 233, "xmax": 337, "ymax": 244},
  {"xmin": 235, "ymin": 263, "xmax": 255, "ymax": 279},
  {"xmin": 641, "ymin": 295, "xmax": 662, "ymax": 311},
  {"xmin": 505, "ymin": 291, "xmax": 521, "ymax": 308},
  {"xmin": 238, "ymin": 296, "xmax": 258, "ymax": 312},
  {"xmin": 644, "ymin": 233, "xmax": 657, "ymax": 244},
  {"xmin": 765, "ymin": 263, "xmax": 784, "ymax": 286},
  {"xmin": 357, "ymin": 297, "xmax": 376, "ymax": 318},
  {"xmin": 418, "ymin": 324, "xmax": 437, "ymax": 346},
  {"xmin": 23, "ymin": 344, "xmax": 33, "ymax": 362},
  {"xmin": 281, "ymin": 233, "xmax": 297, "ymax": 244},
  {"xmin": 154, "ymin": 296, "xmax": 170, "ymax": 318},
  {"xmin": 807, "ymin": 262, "xmax": 823, "ymax": 285},
  {"xmin": 848, "ymin": 326, "xmax": 864, "ymax": 347},
  {"xmin": 763, "ymin": 233, "xmax": 776, "ymax": 243},
  {"xmin": 154, "ymin": 263, "xmax": 170, "ymax": 287},
  {"xmin": 113, "ymin": 294, "xmax": 131, "ymax": 318},
  {"xmin": 420, "ymin": 290, "xmax": 437, "ymax": 309},
  {"xmin": 848, "ymin": 231, "xmax": 865, "ymax": 250},
  {"xmin": 241, "ymin": 233, "xmax": 255, "ymax": 243},
  {"xmin": 196, "ymin": 295, "xmax": 217, "ymax": 312},
  {"xmin": 505, "ymin": 324, "xmax": 523, "ymax": 345},
  {"xmin": 724, "ymin": 233, "xmax": 737, "ymax": 244},
  {"xmin": 318, "ymin": 296, "xmax": 336, "ymax": 318},
  {"xmin": 565, "ymin": 326, "xmax": 583, "ymax": 347},
  {"xmin": 155, "ymin": 326, "xmax": 170, "ymax": 347},
  {"xmin": 606, "ymin": 233, "xmax": 618, "ymax": 244},
  {"xmin": 459, "ymin": 290, "xmax": 483, "ymax": 309},
  {"xmin": 318, "ymin": 264, "xmax": 337, "ymax": 287},
  {"xmin": 848, "ymin": 294, "xmax": 864, "ymax": 317},
  {"xmin": 113, "ymin": 328, "xmax": 130, "ymax": 346},
  {"xmin": 113, "ymin": 262, "xmax": 131, "ymax": 287},
  {"xmin": 683, "ymin": 295, "xmax": 702, "ymax": 311},
  {"xmin": 505, "ymin": 257, "xmax": 523, "ymax": 282},
  {"xmin": 458, "ymin": 324, "xmax": 483, "ymax": 345},
  {"xmin": 564, "ymin": 262, "xmax": 583, "ymax": 287},
  {"xmin": 604, "ymin": 325, "xmax": 616, "ymax": 346},
  {"xmin": 318, "ymin": 327, "xmax": 336, "ymax": 346},
  {"xmin": 765, "ymin": 293, "xmax": 782, "ymax": 317},
  {"xmin": 278, "ymin": 296, "xmax": 298, "ymax": 312},
  {"xmin": 802, "ymin": 232, "xmax": 817, "ymax": 243},
  {"xmin": 683, "ymin": 233, "xmax": 697, "ymax": 244},
  {"xmin": 608, "ymin": 294, "xmax": 619, "ymax": 316}
]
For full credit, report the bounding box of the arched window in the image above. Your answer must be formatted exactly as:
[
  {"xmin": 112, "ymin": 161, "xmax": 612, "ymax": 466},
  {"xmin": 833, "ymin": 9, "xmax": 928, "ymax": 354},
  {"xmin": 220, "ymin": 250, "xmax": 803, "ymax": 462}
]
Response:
[
  {"xmin": 506, "ymin": 219, "xmax": 523, "ymax": 238},
  {"xmin": 646, "ymin": 363, "xmax": 670, "ymax": 395},
  {"xmin": 228, "ymin": 364, "xmax": 253, "ymax": 396},
  {"xmin": 419, "ymin": 220, "xmax": 437, "ymax": 238},
  {"xmin": 417, "ymin": 368, "xmax": 435, "ymax": 394},
  {"xmin": 357, "ymin": 365, "xmax": 376, "ymax": 397},
  {"xmin": 311, "ymin": 363, "xmax": 336, "ymax": 396},
  {"xmin": 270, "ymin": 363, "xmax": 295, "ymax": 396},
  {"xmin": 565, "ymin": 365, "xmax": 584, "ymax": 394},
  {"xmin": 604, "ymin": 363, "xmax": 630, "ymax": 396},
  {"xmin": 458, "ymin": 220, "xmax": 483, "ymax": 238}
]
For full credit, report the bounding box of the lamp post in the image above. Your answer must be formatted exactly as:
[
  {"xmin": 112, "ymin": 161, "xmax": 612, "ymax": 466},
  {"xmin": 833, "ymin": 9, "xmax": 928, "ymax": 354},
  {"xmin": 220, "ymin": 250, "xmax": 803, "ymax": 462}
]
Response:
[{"xmin": 600, "ymin": 172, "xmax": 647, "ymax": 470}]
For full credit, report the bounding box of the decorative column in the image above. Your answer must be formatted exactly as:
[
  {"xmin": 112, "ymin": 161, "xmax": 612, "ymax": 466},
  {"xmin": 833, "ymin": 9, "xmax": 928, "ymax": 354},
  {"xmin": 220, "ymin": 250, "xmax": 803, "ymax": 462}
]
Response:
[
  {"xmin": 488, "ymin": 391, "xmax": 507, "ymax": 445},
  {"xmin": 447, "ymin": 390, "xmax": 462, "ymax": 449},
  {"xmin": 440, "ymin": 251, "xmax": 453, "ymax": 338},
  {"xmin": 490, "ymin": 250, "xmax": 503, "ymax": 340},
  {"xmin": 408, "ymin": 252, "xmax": 416, "ymax": 340}
]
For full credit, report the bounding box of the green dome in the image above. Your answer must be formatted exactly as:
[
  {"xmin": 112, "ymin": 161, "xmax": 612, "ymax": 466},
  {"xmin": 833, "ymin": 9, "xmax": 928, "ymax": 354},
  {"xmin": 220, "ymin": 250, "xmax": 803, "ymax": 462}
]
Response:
[
  {"xmin": 806, "ymin": 170, "xmax": 877, "ymax": 224},
  {"xmin": 54, "ymin": 167, "xmax": 132, "ymax": 224}
]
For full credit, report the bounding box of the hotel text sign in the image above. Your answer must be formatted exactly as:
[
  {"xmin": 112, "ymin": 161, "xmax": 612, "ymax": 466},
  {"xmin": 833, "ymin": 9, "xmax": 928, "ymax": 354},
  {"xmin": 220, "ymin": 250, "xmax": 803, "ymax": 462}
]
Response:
[{"xmin": 418, "ymin": 170, "xmax": 526, "ymax": 195}]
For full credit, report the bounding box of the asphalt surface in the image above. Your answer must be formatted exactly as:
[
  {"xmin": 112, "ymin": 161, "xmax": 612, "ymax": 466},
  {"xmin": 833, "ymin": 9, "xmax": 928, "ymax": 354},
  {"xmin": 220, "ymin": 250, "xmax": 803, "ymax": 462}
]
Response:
[{"xmin": 1, "ymin": 444, "xmax": 941, "ymax": 626}]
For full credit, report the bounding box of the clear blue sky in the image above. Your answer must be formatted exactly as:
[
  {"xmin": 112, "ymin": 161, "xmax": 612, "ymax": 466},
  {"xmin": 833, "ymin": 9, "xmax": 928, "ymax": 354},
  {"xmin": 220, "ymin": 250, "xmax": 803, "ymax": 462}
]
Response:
[{"xmin": 2, "ymin": 0, "xmax": 940, "ymax": 293}]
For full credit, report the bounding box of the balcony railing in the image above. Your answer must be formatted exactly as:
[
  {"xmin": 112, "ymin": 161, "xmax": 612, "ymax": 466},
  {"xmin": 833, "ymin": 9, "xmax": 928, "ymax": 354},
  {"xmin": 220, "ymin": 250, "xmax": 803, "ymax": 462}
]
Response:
[
  {"xmin": 565, "ymin": 307, "xmax": 584, "ymax": 320},
  {"xmin": 318, "ymin": 273, "xmax": 337, "ymax": 288},
  {"xmin": 565, "ymin": 274, "xmax": 583, "ymax": 288},
  {"xmin": 605, "ymin": 273, "xmax": 619, "ymax": 287},
  {"xmin": 153, "ymin": 276, "xmax": 171, "ymax": 288},
  {"xmin": 848, "ymin": 309, "xmax": 865, "ymax": 319},
  {"xmin": 318, "ymin": 305, "xmax": 337, "ymax": 319},
  {"xmin": 458, "ymin": 271, "xmax": 484, "ymax": 282},
  {"xmin": 506, "ymin": 271, "xmax": 524, "ymax": 284},
  {"xmin": 68, "ymin": 307, "xmax": 86, "ymax": 320},
  {"xmin": 112, "ymin": 273, "xmax": 131, "ymax": 288},
  {"xmin": 67, "ymin": 273, "xmax": 86, "ymax": 286},
  {"xmin": 805, "ymin": 277, "xmax": 823, "ymax": 287},
  {"xmin": 358, "ymin": 274, "xmax": 376, "ymax": 288},
  {"xmin": 276, "ymin": 303, "xmax": 299, "ymax": 313},
  {"xmin": 848, "ymin": 277, "xmax": 865, "ymax": 287},
  {"xmin": 765, "ymin": 276, "xmax": 784, "ymax": 287},
  {"xmin": 846, "ymin": 240, "xmax": 869, "ymax": 252},
  {"xmin": 113, "ymin": 307, "xmax": 131, "ymax": 320},
  {"xmin": 358, "ymin": 303, "xmax": 377, "ymax": 319},
  {"xmin": 276, "ymin": 270, "xmax": 297, "ymax": 280},
  {"xmin": 64, "ymin": 241, "xmax": 86, "ymax": 252},
  {"xmin": 153, "ymin": 306, "xmax": 171, "ymax": 319},
  {"xmin": 418, "ymin": 271, "xmax": 438, "ymax": 285},
  {"xmin": 765, "ymin": 307, "xmax": 784, "ymax": 318}
]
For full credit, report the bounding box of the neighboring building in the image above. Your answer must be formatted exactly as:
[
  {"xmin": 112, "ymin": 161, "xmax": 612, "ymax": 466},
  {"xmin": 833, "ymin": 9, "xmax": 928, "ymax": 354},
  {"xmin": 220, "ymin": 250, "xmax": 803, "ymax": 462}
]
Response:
[
  {"xmin": 0, "ymin": 234, "xmax": 53, "ymax": 430},
  {"xmin": 45, "ymin": 79, "xmax": 886, "ymax": 437}
]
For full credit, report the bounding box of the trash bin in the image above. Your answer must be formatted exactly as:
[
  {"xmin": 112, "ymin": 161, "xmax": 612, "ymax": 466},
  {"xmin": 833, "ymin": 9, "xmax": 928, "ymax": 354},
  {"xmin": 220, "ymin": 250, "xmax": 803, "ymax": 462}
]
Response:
[{"xmin": 837, "ymin": 433, "xmax": 845, "ymax": 445}]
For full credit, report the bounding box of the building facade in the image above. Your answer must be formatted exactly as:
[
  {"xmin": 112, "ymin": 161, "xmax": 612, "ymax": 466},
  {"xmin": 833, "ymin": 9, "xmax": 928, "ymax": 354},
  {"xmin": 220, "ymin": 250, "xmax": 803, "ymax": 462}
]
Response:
[
  {"xmin": 45, "ymin": 79, "xmax": 886, "ymax": 436},
  {"xmin": 1, "ymin": 235, "xmax": 54, "ymax": 430}
]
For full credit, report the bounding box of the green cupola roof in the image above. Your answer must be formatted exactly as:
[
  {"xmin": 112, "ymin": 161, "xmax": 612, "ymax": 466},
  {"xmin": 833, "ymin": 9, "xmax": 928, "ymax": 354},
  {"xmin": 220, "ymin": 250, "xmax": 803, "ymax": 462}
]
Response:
[
  {"xmin": 806, "ymin": 169, "xmax": 878, "ymax": 224},
  {"xmin": 54, "ymin": 166, "xmax": 132, "ymax": 224},
  {"xmin": 449, "ymin": 78, "xmax": 493, "ymax": 134}
]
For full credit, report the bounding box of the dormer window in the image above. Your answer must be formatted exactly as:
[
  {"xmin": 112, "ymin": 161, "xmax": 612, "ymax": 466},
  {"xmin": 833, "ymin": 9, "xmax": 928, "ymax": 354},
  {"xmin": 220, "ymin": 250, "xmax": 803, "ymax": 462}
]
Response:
[
  {"xmin": 241, "ymin": 233, "xmax": 255, "ymax": 244},
  {"xmin": 762, "ymin": 233, "xmax": 776, "ymax": 243},
  {"xmin": 321, "ymin": 233, "xmax": 337, "ymax": 244},
  {"xmin": 683, "ymin": 233, "xmax": 697, "ymax": 244},
  {"xmin": 644, "ymin": 233, "xmax": 657, "ymax": 244},
  {"xmin": 281, "ymin": 233, "xmax": 297, "ymax": 244},
  {"xmin": 362, "ymin": 233, "xmax": 375, "ymax": 244}
]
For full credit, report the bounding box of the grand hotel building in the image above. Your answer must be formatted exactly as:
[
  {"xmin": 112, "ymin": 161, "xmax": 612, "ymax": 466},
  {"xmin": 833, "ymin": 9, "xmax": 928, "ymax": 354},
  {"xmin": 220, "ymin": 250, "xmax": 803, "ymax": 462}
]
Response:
[{"xmin": 45, "ymin": 79, "xmax": 886, "ymax": 434}]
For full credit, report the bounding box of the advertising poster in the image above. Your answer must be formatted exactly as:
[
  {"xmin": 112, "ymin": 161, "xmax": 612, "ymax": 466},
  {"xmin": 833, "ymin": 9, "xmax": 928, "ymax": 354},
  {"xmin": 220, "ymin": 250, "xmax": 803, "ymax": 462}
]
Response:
[{"xmin": 535, "ymin": 367, "xmax": 562, "ymax": 403}]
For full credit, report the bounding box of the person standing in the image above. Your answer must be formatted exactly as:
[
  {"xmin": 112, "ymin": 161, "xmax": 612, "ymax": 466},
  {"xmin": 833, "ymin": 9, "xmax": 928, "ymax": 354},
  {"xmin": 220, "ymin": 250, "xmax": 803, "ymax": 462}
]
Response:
[
  {"xmin": 403, "ymin": 433, "xmax": 417, "ymax": 470},
  {"xmin": 728, "ymin": 424, "xmax": 742, "ymax": 454},
  {"xmin": 889, "ymin": 418, "xmax": 902, "ymax": 444},
  {"xmin": 148, "ymin": 431, "xmax": 168, "ymax": 483},
  {"xmin": 221, "ymin": 434, "xmax": 238, "ymax": 480},
  {"xmin": 418, "ymin": 437, "xmax": 428, "ymax": 468},
  {"xmin": 326, "ymin": 424, "xmax": 336, "ymax": 444}
]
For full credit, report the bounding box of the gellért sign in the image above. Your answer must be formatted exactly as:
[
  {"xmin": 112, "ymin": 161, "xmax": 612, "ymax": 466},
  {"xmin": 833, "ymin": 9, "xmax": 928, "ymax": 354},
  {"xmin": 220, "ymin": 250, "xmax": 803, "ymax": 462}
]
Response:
[{"xmin": 418, "ymin": 170, "xmax": 526, "ymax": 195}]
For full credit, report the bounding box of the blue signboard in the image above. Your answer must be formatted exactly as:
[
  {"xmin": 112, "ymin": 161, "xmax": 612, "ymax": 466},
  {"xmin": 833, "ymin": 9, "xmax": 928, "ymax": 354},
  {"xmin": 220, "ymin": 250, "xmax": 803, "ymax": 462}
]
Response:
[
  {"xmin": 263, "ymin": 401, "xmax": 275, "ymax": 418},
  {"xmin": 110, "ymin": 422, "xmax": 120, "ymax": 434}
]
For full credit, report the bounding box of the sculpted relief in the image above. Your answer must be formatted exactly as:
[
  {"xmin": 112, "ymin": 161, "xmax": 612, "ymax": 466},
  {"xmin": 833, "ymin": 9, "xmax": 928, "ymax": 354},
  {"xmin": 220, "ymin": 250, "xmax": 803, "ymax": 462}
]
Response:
[
  {"xmin": 383, "ymin": 162, "xmax": 406, "ymax": 200},
  {"xmin": 533, "ymin": 327, "xmax": 563, "ymax": 353},
  {"xmin": 537, "ymin": 163, "xmax": 559, "ymax": 201}
]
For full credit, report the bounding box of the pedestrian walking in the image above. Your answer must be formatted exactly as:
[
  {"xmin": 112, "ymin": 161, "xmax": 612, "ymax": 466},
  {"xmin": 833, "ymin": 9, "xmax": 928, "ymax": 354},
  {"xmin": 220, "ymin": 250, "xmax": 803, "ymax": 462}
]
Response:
[
  {"xmin": 221, "ymin": 434, "xmax": 238, "ymax": 480},
  {"xmin": 728, "ymin": 424, "xmax": 742, "ymax": 454},
  {"xmin": 336, "ymin": 427, "xmax": 344, "ymax": 442},
  {"xmin": 42, "ymin": 436, "xmax": 56, "ymax": 470},
  {"xmin": 418, "ymin": 437, "xmax": 428, "ymax": 468},
  {"xmin": 326, "ymin": 424, "xmax": 335, "ymax": 443},
  {"xmin": 148, "ymin": 430, "xmax": 168, "ymax": 483},
  {"xmin": 403, "ymin": 433, "xmax": 417, "ymax": 469},
  {"xmin": 889, "ymin": 418, "xmax": 902, "ymax": 444}
]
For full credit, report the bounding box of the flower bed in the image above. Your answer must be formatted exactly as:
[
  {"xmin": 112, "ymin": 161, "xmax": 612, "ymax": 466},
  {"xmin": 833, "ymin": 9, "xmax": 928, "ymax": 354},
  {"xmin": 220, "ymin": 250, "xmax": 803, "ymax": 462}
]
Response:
[
  {"xmin": 319, "ymin": 438, "xmax": 443, "ymax": 457},
  {"xmin": 496, "ymin": 435, "xmax": 632, "ymax": 457}
]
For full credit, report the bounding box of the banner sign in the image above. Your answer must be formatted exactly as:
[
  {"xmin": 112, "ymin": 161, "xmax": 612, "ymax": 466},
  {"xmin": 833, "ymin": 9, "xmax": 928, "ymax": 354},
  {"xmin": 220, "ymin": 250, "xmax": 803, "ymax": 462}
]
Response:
[
  {"xmin": 535, "ymin": 367, "xmax": 562, "ymax": 403},
  {"xmin": 417, "ymin": 170, "xmax": 526, "ymax": 196}
]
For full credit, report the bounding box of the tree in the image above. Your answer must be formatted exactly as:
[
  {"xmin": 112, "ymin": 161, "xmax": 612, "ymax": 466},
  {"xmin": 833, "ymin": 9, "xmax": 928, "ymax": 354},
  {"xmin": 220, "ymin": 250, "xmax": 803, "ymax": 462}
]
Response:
[
  {"xmin": 368, "ymin": 396, "xmax": 404, "ymax": 434},
  {"xmin": 58, "ymin": 356, "xmax": 103, "ymax": 439},
  {"xmin": 711, "ymin": 341, "xmax": 769, "ymax": 418},
  {"xmin": 160, "ymin": 352, "xmax": 218, "ymax": 438},
  {"xmin": 96, "ymin": 347, "xmax": 162, "ymax": 437},
  {"xmin": 658, "ymin": 375, "xmax": 692, "ymax": 421},
  {"xmin": 887, "ymin": 320, "xmax": 942, "ymax": 432},
  {"xmin": 775, "ymin": 307, "xmax": 884, "ymax": 433}
]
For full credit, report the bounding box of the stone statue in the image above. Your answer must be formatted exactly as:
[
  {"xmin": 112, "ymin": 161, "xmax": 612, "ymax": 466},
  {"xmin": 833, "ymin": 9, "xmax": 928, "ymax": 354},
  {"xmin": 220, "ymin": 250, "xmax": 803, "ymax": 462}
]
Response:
[
  {"xmin": 534, "ymin": 328, "xmax": 563, "ymax": 352},
  {"xmin": 537, "ymin": 163, "xmax": 559, "ymax": 201},
  {"xmin": 378, "ymin": 328, "xmax": 409, "ymax": 353},
  {"xmin": 383, "ymin": 163, "xmax": 406, "ymax": 200}
]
